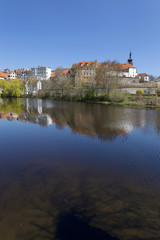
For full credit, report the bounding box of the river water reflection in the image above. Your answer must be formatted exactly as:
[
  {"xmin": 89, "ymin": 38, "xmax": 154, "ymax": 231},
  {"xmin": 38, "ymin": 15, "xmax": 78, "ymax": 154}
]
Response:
[{"xmin": 0, "ymin": 98, "xmax": 160, "ymax": 240}]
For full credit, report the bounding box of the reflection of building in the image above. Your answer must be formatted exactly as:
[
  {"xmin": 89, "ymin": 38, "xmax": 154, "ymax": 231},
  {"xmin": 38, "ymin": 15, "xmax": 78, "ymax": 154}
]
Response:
[
  {"xmin": 37, "ymin": 99, "xmax": 42, "ymax": 114},
  {"xmin": 2, "ymin": 99, "xmax": 160, "ymax": 139},
  {"xmin": 7, "ymin": 113, "xmax": 19, "ymax": 121},
  {"xmin": 0, "ymin": 112, "xmax": 9, "ymax": 119},
  {"xmin": 26, "ymin": 98, "xmax": 43, "ymax": 114},
  {"xmin": 35, "ymin": 115, "xmax": 52, "ymax": 126}
]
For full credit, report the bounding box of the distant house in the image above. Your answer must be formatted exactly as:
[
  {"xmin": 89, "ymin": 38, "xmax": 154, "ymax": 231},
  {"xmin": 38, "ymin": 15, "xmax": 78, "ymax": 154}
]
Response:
[
  {"xmin": 104, "ymin": 63, "xmax": 138, "ymax": 78},
  {"xmin": 119, "ymin": 63, "xmax": 138, "ymax": 78},
  {"xmin": 0, "ymin": 71, "xmax": 6, "ymax": 80},
  {"xmin": 50, "ymin": 68, "xmax": 71, "ymax": 81},
  {"xmin": 137, "ymin": 73, "xmax": 149, "ymax": 82},
  {"xmin": 25, "ymin": 80, "xmax": 42, "ymax": 94},
  {"xmin": 15, "ymin": 68, "xmax": 30, "ymax": 80},
  {"xmin": 72, "ymin": 61, "xmax": 98, "ymax": 83},
  {"xmin": 6, "ymin": 70, "xmax": 16, "ymax": 80},
  {"xmin": 103, "ymin": 52, "xmax": 138, "ymax": 78},
  {"xmin": 50, "ymin": 71, "xmax": 57, "ymax": 80}
]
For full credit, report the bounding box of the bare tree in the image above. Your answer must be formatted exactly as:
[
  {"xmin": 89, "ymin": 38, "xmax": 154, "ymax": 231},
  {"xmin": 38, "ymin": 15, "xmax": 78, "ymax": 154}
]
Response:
[
  {"xmin": 95, "ymin": 61, "xmax": 121, "ymax": 97},
  {"xmin": 26, "ymin": 71, "xmax": 34, "ymax": 80},
  {"xmin": 54, "ymin": 68, "xmax": 73, "ymax": 98}
]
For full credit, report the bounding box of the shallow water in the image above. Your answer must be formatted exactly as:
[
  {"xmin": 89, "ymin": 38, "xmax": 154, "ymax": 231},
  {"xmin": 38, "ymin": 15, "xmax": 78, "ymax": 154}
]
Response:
[{"xmin": 0, "ymin": 98, "xmax": 160, "ymax": 240}]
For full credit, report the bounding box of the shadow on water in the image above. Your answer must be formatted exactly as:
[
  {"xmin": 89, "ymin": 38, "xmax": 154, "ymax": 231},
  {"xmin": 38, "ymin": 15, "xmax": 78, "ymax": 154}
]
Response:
[
  {"xmin": 55, "ymin": 211, "xmax": 119, "ymax": 240},
  {"xmin": 24, "ymin": 194, "xmax": 120, "ymax": 240},
  {"xmin": 27, "ymin": 209, "xmax": 119, "ymax": 240}
]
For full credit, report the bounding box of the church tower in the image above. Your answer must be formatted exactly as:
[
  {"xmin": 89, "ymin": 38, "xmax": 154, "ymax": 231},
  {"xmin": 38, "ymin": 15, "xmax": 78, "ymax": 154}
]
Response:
[{"xmin": 128, "ymin": 51, "xmax": 133, "ymax": 65}]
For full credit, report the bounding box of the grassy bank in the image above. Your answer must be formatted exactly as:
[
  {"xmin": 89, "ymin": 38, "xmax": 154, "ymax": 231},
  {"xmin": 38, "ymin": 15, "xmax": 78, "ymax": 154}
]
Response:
[{"xmin": 36, "ymin": 89, "xmax": 160, "ymax": 108}]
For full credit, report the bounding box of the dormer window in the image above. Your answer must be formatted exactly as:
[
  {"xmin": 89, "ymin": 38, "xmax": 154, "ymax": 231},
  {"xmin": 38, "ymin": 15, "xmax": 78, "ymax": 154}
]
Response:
[
  {"xmin": 79, "ymin": 63, "xmax": 82, "ymax": 66},
  {"xmin": 85, "ymin": 63, "xmax": 88, "ymax": 66}
]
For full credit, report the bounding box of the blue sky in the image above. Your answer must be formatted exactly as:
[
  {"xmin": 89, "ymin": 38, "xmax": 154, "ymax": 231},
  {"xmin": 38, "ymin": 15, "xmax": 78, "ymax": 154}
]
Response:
[{"xmin": 0, "ymin": 0, "xmax": 160, "ymax": 76}]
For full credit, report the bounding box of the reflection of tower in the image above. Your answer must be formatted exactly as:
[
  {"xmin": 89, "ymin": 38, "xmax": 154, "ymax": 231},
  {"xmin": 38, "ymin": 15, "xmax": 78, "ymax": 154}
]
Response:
[
  {"xmin": 128, "ymin": 51, "xmax": 133, "ymax": 65},
  {"xmin": 37, "ymin": 99, "xmax": 42, "ymax": 115}
]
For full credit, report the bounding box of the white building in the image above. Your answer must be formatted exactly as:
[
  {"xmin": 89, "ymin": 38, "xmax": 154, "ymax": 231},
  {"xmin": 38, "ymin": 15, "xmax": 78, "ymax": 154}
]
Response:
[
  {"xmin": 137, "ymin": 73, "xmax": 149, "ymax": 82},
  {"xmin": 120, "ymin": 63, "xmax": 138, "ymax": 78},
  {"xmin": 25, "ymin": 80, "xmax": 42, "ymax": 94},
  {"xmin": 6, "ymin": 70, "xmax": 16, "ymax": 80},
  {"xmin": 31, "ymin": 66, "xmax": 51, "ymax": 80}
]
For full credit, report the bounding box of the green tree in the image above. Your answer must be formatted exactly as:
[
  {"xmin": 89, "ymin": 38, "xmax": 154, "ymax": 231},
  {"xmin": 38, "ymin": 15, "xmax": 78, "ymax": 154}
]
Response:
[{"xmin": 0, "ymin": 79, "xmax": 25, "ymax": 97}]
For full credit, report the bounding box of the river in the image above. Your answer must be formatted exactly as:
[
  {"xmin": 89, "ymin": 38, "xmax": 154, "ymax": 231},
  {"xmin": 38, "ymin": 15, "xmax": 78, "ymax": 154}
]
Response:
[{"xmin": 0, "ymin": 98, "xmax": 160, "ymax": 240}]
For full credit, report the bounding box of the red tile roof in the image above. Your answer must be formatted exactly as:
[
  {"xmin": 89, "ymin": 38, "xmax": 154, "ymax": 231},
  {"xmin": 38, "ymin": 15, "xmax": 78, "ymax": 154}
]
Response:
[
  {"xmin": 119, "ymin": 63, "xmax": 136, "ymax": 70},
  {"xmin": 0, "ymin": 71, "xmax": 6, "ymax": 79},
  {"xmin": 51, "ymin": 71, "xmax": 57, "ymax": 78},
  {"xmin": 137, "ymin": 73, "xmax": 148, "ymax": 77},
  {"xmin": 72, "ymin": 61, "xmax": 97, "ymax": 68},
  {"xmin": 51, "ymin": 69, "xmax": 70, "ymax": 78}
]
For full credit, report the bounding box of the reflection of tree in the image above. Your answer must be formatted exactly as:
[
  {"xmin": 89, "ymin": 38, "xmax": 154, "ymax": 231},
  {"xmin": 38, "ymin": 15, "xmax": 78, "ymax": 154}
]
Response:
[
  {"xmin": 21, "ymin": 165, "xmax": 120, "ymax": 240},
  {"xmin": 2, "ymin": 98, "xmax": 160, "ymax": 140},
  {"xmin": 0, "ymin": 99, "xmax": 132, "ymax": 139},
  {"xmin": 49, "ymin": 102, "xmax": 129, "ymax": 141},
  {"xmin": 17, "ymin": 161, "xmax": 160, "ymax": 240},
  {"xmin": 0, "ymin": 98, "xmax": 26, "ymax": 114}
]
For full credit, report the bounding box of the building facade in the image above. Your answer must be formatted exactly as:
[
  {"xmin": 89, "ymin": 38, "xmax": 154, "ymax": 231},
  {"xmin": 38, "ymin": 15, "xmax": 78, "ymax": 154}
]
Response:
[
  {"xmin": 72, "ymin": 61, "xmax": 98, "ymax": 84},
  {"xmin": 137, "ymin": 73, "xmax": 149, "ymax": 82},
  {"xmin": 0, "ymin": 71, "xmax": 6, "ymax": 79},
  {"xmin": 31, "ymin": 66, "xmax": 51, "ymax": 80},
  {"xmin": 6, "ymin": 70, "xmax": 16, "ymax": 80},
  {"xmin": 25, "ymin": 80, "xmax": 42, "ymax": 94}
]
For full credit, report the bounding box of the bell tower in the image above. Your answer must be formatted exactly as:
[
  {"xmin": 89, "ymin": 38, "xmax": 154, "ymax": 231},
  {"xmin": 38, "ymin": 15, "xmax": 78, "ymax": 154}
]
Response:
[{"xmin": 128, "ymin": 51, "xmax": 133, "ymax": 65}]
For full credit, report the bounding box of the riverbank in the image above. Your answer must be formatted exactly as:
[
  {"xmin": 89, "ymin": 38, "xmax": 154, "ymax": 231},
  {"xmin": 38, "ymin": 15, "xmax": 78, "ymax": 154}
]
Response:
[
  {"xmin": 35, "ymin": 91, "xmax": 160, "ymax": 109},
  {"xmin": 1, "ymin": 92, "xmax": 160, "ymax": 109}
]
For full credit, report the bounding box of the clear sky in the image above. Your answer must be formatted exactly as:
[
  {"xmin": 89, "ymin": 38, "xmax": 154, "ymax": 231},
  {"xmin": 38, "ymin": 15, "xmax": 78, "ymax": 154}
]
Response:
[{"xmin": 0, "ymin": 0, "xmax": 160, "ymax": 76}]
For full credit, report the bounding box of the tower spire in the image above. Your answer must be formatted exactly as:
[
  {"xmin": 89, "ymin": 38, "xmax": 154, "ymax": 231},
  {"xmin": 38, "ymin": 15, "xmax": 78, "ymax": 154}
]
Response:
[{"xmin": 128, "ymin": 51, "xmax": 133, "ymax": 65}]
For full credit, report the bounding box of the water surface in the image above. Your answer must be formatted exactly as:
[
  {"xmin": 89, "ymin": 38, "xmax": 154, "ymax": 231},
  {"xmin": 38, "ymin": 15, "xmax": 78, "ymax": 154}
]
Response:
[{"xmin": 0, "ymin": 98, "xmax": 160, "ymax": 240}]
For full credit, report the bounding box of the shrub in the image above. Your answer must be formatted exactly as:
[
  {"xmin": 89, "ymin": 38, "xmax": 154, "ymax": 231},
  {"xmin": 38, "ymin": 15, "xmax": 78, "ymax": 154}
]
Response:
[
  {"xmin": 109, "ymin": 90, "xmax": 127, "ymax": 102},
  {"xmin": 136, "ymin": 89, "xmax": 144, "ymax": 95},
  {"xmin": 83, "ymin": 90, "xmax": 95, "ymax": 100},
  {"xmin": 156, "ymin": 89, "xmax": 160, "ymax": 96}
]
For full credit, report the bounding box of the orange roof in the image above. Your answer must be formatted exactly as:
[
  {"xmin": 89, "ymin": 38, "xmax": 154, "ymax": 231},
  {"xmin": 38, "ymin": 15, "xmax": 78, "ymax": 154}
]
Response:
[
  {"xmin": 51, "ymin": 71, "xmax": 57, "ymax": 78},
  {"xmin": 0, "ymin": 71, "xmax": 6, "ymax": 79},
  {"xmin": 72, "ymin": 61, "xmax": 97, "ymax": 68},
  {"xmin": 62, "ymin": 69, "xmax": 70, "ymax": 74},
  {"xmin": 16, "ymin": 68, "xmax": 23, "ymax": 72},
  {"xmin": 137, "ymin": 73, "xmax": 148, "ymax": 77},
  {"xmin": 120, "ymin": 63, "xmax": 136, "ymax": 70},
  {"xmin": 51, "ymin": 69, "xmax": 70, "ymax": 78}
]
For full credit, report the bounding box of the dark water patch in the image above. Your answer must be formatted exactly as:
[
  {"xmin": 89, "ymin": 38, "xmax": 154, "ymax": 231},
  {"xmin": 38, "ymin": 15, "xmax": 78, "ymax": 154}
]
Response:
[{"xmin": 55, "ymin": 211, "xmax": 118, "ymax": 240}]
